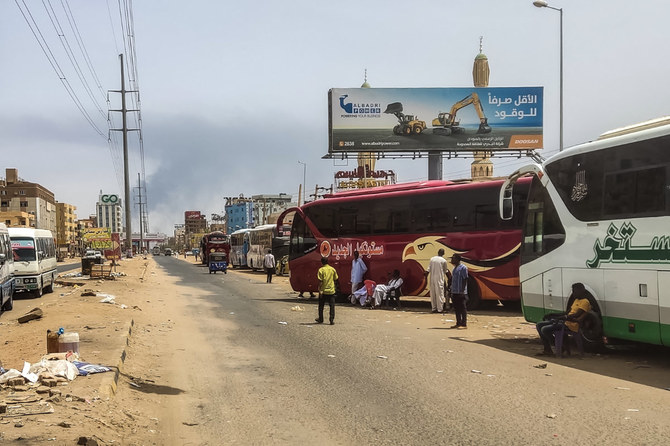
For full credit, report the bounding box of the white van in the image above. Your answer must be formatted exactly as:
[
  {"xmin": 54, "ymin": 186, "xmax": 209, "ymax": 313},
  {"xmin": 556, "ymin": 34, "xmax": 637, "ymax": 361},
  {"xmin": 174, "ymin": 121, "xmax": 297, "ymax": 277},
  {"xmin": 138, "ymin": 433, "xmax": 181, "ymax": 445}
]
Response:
[
  {"xmin": 0, "ymin": 223, "xmax": 15, "ymax": 311},
  {"xmin": 9, "ymin": 228, "xmax": 57, "ymax": 297}
]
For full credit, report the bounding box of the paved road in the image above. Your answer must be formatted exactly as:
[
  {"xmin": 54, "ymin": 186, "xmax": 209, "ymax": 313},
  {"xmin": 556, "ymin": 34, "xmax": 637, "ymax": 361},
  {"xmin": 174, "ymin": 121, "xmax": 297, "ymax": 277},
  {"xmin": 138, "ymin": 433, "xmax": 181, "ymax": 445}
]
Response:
[{"xmin": 143, "ymin": 256, "xmax": 670, "ymax": 445}]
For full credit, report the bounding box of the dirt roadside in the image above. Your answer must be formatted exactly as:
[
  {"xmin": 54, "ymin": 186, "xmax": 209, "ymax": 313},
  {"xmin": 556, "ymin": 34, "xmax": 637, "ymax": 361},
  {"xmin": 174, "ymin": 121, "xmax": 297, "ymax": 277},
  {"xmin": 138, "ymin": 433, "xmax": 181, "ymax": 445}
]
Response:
[{"xmin": 2, "ymin": 255, "xmax": 668, "ymax": 444}]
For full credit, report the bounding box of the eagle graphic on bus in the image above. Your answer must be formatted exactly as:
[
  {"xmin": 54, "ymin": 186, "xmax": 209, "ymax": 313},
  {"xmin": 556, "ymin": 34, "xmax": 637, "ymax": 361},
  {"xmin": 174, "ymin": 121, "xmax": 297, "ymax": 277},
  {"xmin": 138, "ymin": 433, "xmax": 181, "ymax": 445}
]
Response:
[{"xmin": 401, "ymin": 235, "xmax": 521, "ymax": 302}]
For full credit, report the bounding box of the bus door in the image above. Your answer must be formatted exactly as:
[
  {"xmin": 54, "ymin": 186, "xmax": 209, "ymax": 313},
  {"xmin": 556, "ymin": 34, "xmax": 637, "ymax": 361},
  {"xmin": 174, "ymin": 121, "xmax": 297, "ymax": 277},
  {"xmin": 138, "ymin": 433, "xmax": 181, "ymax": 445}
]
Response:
[
  {"xmin": 542, "ymin": 269, "xmax": 564, "ymax": 314},
  {"xmin": 658, "ymin": 272, "xmax": 670, "ymax": 346}
]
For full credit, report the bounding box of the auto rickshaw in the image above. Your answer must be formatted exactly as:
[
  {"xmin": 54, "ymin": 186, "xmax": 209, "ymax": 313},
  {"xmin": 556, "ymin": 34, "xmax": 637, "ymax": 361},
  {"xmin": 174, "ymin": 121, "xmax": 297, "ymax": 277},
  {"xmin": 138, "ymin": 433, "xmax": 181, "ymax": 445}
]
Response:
[{"xmin": 208, "ymin": 251, "xmax": 228, "ymax": 274}]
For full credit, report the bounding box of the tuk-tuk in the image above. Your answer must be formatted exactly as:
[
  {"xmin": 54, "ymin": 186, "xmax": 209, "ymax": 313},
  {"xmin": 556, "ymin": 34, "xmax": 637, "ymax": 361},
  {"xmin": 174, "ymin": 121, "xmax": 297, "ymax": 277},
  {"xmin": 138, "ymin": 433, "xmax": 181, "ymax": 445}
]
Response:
[{"xmin": 208, "ymin": 252, "xmax": 228, "ymax": 274}]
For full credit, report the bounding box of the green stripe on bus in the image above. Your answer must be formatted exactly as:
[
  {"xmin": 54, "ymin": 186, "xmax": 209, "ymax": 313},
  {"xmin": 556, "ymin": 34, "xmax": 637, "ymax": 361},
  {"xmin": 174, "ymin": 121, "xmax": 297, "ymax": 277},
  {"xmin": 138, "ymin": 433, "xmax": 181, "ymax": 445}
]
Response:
[
  {"xmin": 521, "ymin": 305, "xmax": 546, "ymax": 323},
  {"xmin": 602, "ymin": 316, "xmax": 663, "ymax": 346}
]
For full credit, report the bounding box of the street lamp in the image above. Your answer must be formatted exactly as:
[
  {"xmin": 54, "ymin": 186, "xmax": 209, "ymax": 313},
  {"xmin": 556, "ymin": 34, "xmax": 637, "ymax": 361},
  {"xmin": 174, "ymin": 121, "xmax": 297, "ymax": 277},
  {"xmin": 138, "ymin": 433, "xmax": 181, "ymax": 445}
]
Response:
[
  {"xmin": 297, "ymin": 160, "xmax": 306, "ymax": 205},
  {"xmin": 533, "ymin": 0, "xmax": 563, "ymax": 152}
]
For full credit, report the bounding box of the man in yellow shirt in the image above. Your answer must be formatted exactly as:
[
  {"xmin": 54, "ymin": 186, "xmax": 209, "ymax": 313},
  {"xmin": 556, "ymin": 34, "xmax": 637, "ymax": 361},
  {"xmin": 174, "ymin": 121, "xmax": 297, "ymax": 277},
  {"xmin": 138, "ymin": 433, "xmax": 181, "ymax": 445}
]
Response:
[
  {"xmin": 316, "ymin": 257, "xmax": 338, "ymax": 325},
  {"xmin": 536, "ymin": 282, "xmax": 592, "ymax": 356}
]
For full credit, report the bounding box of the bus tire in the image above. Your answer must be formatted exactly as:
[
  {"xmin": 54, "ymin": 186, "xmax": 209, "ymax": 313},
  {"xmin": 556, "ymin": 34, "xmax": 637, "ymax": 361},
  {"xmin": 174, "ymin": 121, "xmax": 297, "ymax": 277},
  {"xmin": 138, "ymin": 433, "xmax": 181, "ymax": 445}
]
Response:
[
  {"xmin": 465, "ymin": 277, "xmax": 481, "ymax": 311},
  {"xmin": 43, "ymin": 275, "xmax": 54, "ymax": 294},
  {"xmin": 34, "ymin": 285, "xmax": 43, "ymax": 298},
  {"xmin": 580, "ymin": 311, "xmax": 604, "ymax": 352}
]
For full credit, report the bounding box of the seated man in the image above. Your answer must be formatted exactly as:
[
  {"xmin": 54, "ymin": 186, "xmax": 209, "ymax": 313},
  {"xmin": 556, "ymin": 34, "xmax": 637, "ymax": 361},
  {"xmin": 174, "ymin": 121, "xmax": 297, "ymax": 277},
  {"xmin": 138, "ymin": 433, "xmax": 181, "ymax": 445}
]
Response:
[
  {"xmin": 351, "ymin": 280, "xmax": 376, "ymax": 307},
  {"xmin": 536, "ymin": 282, "xmax": 592, "ymax": 356},
  {"xmin": 371, "ymin": 270, "xmax": 403, "ymax": 309}
]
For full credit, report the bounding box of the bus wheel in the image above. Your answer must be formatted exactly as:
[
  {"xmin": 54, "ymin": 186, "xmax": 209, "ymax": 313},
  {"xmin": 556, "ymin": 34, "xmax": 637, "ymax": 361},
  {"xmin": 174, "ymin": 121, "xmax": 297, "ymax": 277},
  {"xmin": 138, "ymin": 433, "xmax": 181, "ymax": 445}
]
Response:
[
  {"xmin": 581, "ymin": 311, "xmax": 604, "ymax": 352},
  {"xmin": 34, "ymin": 285, "xmax": 43, "ymax": 298},
  {"xmin": 43, "ymin": 275, "xmax": 54, "ymax": 294},
  {"xmin": 465, "ymin": 277, "xmax": 481, "ymax": 311}
]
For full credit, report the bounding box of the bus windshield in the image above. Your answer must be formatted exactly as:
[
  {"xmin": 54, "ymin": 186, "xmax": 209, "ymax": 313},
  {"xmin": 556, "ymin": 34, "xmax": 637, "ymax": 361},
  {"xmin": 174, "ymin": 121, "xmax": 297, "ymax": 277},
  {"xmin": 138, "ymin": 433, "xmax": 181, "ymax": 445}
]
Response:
[{"xmin": 12, "ymin": 237, "xmax": 37, "ymax": 261}]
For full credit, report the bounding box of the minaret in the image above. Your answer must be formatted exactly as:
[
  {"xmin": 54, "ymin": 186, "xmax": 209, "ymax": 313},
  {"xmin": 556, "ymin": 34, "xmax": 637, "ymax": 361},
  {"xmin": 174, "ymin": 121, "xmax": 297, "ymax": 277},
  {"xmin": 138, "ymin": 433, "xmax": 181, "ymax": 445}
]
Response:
[
  {"xmin": 471, "ymin": 37, "xmax": 494, "ymax": 179},
  {"xmin": 358, "ymin": 69, "xmax": 375, "ymax": 179}
]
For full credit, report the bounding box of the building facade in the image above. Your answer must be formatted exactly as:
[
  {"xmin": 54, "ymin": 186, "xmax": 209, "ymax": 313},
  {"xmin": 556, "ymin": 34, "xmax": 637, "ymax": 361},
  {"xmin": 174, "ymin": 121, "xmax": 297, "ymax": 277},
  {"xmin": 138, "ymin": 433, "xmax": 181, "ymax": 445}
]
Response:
[
  {"xmin": 225, "ymin": 198, "xmax": 253, "ymax": 231},
  {"xmin": 0, "ymin": 168, "xmax": 56, "ymax": 232},
  {"xmin": 251, "ymin": 193, "xmax": 294, "ymax": 226},
  {"xmin": 56, "ymin": 202, "xmax": 78, "ymax": 254},
  {"xmin": 96, "ymin": 192, "xmax": 123, "ymax": 234}
]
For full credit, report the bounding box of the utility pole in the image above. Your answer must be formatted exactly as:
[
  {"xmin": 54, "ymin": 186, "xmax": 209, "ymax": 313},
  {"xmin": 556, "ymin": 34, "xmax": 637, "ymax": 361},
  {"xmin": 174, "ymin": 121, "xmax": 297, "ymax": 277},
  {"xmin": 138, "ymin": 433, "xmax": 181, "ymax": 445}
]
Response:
[
  {"xmin": 109, "ymin": 54, "xmax": 139, "ymax": 257},
  {"xmin": 136, "ymin": 173, "xmax": 144, "ymax": 253}
]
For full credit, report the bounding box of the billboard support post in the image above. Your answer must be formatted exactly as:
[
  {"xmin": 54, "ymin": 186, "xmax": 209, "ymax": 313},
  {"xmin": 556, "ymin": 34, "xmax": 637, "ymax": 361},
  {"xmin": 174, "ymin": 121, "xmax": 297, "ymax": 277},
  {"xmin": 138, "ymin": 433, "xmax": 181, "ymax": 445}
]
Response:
[{"xmin": 428, "ymin": 153, "xmax": 443, "ymax": 180}]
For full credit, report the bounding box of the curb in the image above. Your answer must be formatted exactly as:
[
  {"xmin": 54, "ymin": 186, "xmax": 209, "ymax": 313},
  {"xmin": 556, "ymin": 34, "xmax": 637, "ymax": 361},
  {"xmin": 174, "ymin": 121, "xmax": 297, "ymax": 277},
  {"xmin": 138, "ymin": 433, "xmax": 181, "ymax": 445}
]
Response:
[{"xmin": 100, "ymin": 318, "xmax": 134, "ymax": 397}]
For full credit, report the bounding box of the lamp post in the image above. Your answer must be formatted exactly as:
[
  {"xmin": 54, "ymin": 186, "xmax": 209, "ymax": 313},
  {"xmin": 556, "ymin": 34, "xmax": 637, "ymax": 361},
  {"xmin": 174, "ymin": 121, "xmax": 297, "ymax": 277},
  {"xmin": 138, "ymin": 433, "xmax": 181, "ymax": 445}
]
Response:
[
  {"xmin": 298, "ymin": 160, "xmax": 306, "ymax": 205},
  {"xmin": 533, "ymin": 0, "xmax": 563, "ymax": 152}
]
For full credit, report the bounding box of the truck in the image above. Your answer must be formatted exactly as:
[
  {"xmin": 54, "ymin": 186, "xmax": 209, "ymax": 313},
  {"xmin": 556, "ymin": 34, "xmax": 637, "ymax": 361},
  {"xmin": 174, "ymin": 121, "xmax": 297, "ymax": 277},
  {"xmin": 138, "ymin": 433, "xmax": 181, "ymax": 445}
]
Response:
[
  {"xmin": 432, "ymin": 92, "xmax": 491, "ymax": 136},
  {"xmin": 383, "ymin": 102, "xmax": 426, "ymax": 135}
]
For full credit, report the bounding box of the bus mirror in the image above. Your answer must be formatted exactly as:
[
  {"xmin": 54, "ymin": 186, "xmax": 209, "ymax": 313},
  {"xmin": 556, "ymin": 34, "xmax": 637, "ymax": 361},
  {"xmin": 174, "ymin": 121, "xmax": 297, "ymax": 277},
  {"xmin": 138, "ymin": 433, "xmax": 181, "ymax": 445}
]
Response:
[{"xmin": 500, "ymin": 185, "xmax": 514, "ymax": 221}]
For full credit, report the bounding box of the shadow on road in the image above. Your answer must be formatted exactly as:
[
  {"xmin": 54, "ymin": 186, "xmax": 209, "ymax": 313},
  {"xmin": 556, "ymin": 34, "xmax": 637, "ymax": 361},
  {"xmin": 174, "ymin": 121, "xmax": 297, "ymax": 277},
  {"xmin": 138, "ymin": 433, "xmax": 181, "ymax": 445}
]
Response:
[{"xmin": 453, "ymin": 335, "xmax": 670, "ymax": 390}]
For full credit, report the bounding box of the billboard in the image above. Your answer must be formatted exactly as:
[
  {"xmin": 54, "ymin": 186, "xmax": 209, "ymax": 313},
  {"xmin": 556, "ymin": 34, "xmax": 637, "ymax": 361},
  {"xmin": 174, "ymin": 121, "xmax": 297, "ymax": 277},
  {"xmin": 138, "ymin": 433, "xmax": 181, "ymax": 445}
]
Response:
[
  {"xmin": 83, "ymin": 227, "xmax": 113, "ymax": 249},
  {"xmin": 328, "ymin": 87, "xmax": 543, "ymax": 153},
  {"xmin": 104, "ymin": 233, "xmax": 122, "ymax": 260},
  {"xmin": 185, "ymin": 211, "xmax": 202, "ymax": 220}
]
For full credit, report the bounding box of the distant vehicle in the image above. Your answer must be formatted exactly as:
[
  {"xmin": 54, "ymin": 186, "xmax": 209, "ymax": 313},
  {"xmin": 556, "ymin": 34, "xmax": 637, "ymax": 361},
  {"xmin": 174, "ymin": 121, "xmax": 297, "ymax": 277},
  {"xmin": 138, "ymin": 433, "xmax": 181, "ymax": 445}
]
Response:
[
  {"xmin": 84, "ymin": 250, "xmax": 103, "ymax": 259},
  {"xmin": 152, "ymin": 246, "xmax": 161, "ymax": 255},
  {"xmin": 230, "ymin": 228, "xmax": 251, "ymax": 268},
  {"xmin": 247, "ymin": 224, "xmax": 277, "ymax": 271},
  {"xmin": 164, "ymin": 248, "xmax": 173, "ymax": 256},
  {"xmin": 0, "ymin": 223, "xmax": 15, "ymax": 312},
  {"xmin": 208, "ymin": 251, "xmax": 228, "ymax": 274},
  {"xmin": 9, "ymin": 228, "xmax": 57, "ymax": 298},
  {"xmin": 200, "ymin": 231, "xmax": 230, "ymax": 265}
]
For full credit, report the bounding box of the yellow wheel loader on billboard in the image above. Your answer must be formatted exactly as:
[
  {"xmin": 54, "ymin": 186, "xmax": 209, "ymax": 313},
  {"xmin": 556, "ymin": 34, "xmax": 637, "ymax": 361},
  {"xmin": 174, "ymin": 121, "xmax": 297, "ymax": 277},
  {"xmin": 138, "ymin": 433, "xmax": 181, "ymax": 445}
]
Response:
[
  {"xmin": 384, "ymin": 102, "xmax": 426, "ymax": 135},
  {"xmin": 432, "ymin": 92, "xmax": 492, "ymax": 136}
]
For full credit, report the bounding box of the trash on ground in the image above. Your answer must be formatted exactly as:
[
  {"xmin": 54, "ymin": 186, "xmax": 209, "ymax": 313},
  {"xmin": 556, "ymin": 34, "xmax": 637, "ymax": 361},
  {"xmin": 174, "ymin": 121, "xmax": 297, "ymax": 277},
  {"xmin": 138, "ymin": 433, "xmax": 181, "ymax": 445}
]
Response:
[
  {"xmin": 327, "ymin": 354, "xmax": 335, "ymax": 358},
  {"xmin": 278, "ymin": 321, "xmax": 288, "ymax": 325},
  {"xmin": 377, "ymin": 355, "xmax": 388, "ymax": 359},
  {"xmin": 471, "ymin": 369, "xmax": 482, "ymax": 374},
  {"xmin": 615, "ymin": 387, "xmax": 630, "ymax": 390},
  {"xmin": 546, "ymin": 413, "xmax": 557, "ymax": 419},
  {"xmin": 72, "ymin": 361, "xmax": 112, "ymax": 376},
  {"xmin": 534, "ymin": 363, "xmax": 548, "ymax": 369},
  {"xmin": 99, "ymin": 294, "xmax": 116, "ymax": 304},
  {"xmin": 627, "ymin": 409, "xmax": 640, "ymax": 412},
  {"xmin": 290, "ymin": 305, "xmax": 304, "ymax": 311},
  {"xmin": 18, "ymin": 307, "xmax": 43, "ymax": 324}
]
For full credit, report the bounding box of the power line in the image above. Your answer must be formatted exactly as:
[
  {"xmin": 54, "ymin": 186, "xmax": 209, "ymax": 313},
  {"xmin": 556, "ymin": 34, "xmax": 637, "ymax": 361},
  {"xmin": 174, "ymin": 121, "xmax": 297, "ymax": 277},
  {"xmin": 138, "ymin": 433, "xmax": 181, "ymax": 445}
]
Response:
[{"xmin": 15, "ymin": 0, "xmax": 106, "ymax": 137}]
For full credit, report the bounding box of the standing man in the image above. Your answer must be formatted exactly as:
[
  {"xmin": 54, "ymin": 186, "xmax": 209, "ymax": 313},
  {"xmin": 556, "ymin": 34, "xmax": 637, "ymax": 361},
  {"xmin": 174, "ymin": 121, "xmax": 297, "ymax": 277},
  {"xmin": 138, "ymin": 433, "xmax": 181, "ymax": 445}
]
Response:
[
  {"xmin": 450, "ymin": 254, "xmax": 469, "ymax": 329},
  {"xmin": 350, "ymin": 250, "xmax": 367, "ymax": 300},
  {"xmin": 428, "ymin": 249, "xmax": 449, "ymax": 313},
  {"xmin": 264, "ymin": 249, "xmax": 276, "ymax": 283},
  {"xmin": 316, "ymin": 257, "xmax": 338, "ymax": 325}
]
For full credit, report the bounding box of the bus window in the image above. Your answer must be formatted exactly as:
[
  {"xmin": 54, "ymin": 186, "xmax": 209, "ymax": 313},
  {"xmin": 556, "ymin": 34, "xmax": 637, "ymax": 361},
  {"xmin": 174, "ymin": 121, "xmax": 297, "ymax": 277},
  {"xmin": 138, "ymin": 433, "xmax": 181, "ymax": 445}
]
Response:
[
  {"xmin": 521, "ymin": 176, "xmax": 565, "ymax": 263},
  {"xmin": 289, "ymin": 214, "xmax": 316, "ymax": 260},
  {"xmin": 306, "ymin": 205, "xmax": 336, "ymax": 238}
]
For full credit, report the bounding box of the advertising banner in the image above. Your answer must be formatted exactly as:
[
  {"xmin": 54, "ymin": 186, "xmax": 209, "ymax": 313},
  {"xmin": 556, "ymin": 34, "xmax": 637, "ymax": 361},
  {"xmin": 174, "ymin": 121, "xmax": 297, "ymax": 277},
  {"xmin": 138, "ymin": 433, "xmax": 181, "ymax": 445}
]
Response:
[
  {"xmin": 104, "ymin": 233, "xmax": 122, "ymax": 260},
  {"xmin": 328, "ymin": 87, "xmax": 543, "ymax": 153},
  {"xmin": 83, "ymin": 228, "xmax": 112, "ymax": 249},
  {"xmin": 185, "ymin": 211, "xmax": 201, "ymax": 220}
]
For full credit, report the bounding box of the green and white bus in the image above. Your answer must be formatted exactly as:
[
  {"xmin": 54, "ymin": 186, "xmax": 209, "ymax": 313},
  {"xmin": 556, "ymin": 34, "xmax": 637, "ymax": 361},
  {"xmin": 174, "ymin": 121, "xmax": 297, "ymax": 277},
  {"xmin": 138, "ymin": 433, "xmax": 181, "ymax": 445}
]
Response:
[{"xmin": 500, "ymin": 117, "xmax": 670, "ymax": 346}]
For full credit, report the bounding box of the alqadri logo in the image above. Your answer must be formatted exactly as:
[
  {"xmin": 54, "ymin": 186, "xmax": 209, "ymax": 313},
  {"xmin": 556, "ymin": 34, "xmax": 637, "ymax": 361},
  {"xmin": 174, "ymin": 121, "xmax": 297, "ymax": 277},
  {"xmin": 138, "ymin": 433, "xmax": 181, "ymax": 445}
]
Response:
[{"xmin": 339, "ymin": 95, "xmax": 381, "ymax": 115}]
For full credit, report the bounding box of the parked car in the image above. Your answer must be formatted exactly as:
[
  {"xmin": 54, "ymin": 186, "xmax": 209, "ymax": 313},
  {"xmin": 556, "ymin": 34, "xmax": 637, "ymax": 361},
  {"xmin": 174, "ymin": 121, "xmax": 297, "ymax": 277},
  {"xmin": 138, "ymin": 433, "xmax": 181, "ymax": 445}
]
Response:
[
  {"xmin": 84, "ymin": 250, "xmax": 103, "ymax": 259},
  {"xmin": 164, "ymin": 248, "xmax": 173, "ymax": 256}
]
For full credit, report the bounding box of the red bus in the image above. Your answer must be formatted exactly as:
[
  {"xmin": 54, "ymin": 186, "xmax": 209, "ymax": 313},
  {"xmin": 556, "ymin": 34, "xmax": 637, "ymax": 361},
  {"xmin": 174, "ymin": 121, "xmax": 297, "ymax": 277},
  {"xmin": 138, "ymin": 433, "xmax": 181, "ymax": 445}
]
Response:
[
  {"xmin": 200, "ymin": 231, "xmax": 231, "ymax": 265},
  {"xmin": 277, "ymin": 178, "xmax": 530, "ymax": 309}
]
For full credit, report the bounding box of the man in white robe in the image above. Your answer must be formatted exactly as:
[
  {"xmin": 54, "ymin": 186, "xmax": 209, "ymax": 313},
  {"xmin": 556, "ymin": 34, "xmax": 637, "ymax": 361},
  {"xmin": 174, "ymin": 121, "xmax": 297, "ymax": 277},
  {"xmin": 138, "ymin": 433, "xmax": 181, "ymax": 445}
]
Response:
[
  {"xmin": 350, "ymin": 250, "xmax": 367, "ymax": 297},
  {"xmin": 428, "ymin": 249, "xmax": 449, "ymax": 313},
  {"xmin": 372, "ymin": 270, "xmax": 403, "ymax": 308}
]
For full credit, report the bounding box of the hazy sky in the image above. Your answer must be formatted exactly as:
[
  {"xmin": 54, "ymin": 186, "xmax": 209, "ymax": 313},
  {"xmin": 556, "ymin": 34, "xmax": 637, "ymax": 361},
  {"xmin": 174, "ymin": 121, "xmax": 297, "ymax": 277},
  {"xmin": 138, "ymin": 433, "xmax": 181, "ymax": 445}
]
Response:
[{"xmin": 2, "ymin": 0, "xmax": 669, "ymax": 235}]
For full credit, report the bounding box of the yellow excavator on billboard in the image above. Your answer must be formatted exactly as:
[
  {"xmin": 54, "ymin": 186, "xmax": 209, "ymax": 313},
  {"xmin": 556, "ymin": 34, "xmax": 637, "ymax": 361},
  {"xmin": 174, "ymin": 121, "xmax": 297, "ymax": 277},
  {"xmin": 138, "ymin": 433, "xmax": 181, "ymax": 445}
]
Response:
[
  {"xmin": 432, "ymin": 92, "xmax": 492, "ymax": 136},
  {"xmin": 384, "ymin": 102, "xmax": 426, "ymax": 135}
]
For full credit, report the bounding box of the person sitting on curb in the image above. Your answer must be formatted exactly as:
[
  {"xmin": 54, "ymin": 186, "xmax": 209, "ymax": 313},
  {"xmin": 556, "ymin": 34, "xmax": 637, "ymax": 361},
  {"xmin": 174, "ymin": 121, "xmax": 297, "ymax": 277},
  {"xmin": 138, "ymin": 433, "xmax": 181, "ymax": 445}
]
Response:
[{"xmin": 535, "ymin": 282, "xmax": 592, "ymax": 356}]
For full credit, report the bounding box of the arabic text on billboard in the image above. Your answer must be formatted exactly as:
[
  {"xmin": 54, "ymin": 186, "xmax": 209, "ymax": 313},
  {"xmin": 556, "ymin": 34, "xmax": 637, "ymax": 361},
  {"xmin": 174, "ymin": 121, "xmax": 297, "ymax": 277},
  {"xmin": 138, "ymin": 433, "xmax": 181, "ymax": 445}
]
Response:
[
  {"xmin": 328, "ymin": 87, "xmax": 543, "ymax": 153},
  {"xmin": 185, "ymin": 211, "xmax": 201, "ymax": 219}
]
